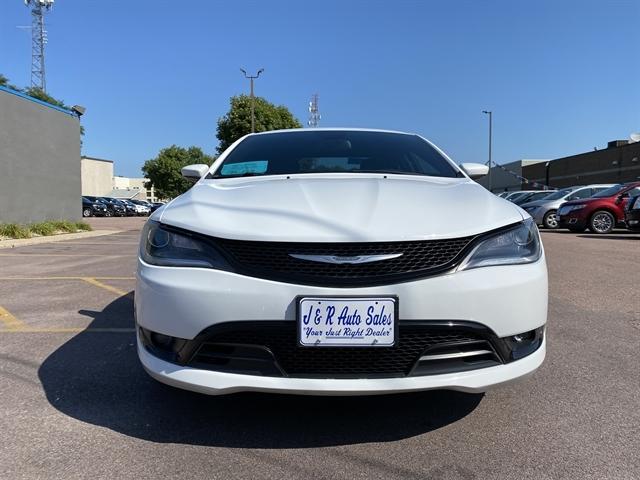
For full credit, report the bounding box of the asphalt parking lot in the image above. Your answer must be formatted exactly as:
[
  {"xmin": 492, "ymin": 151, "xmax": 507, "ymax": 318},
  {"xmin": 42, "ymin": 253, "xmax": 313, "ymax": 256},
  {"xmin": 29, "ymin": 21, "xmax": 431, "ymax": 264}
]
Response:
[{"xmin": 0, "ymin": 218, "xmax": 638, "ymax": 480}]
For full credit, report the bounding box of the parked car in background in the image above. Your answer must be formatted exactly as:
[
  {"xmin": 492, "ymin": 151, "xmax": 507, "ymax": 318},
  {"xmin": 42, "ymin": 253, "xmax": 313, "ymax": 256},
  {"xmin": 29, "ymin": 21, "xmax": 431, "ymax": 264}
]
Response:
[
  {"xmin": 130, "ymin": 199, "xmax": 152, "ymax": 216},
  {"xmin": 112, "ymin": 198, "xmax": 137, "ymax": 216},
  {"xmin": 504, "ymin": 190, "xmax": 539, "ymax": 204},
  {"xmin": 497, "ymin": 192, "xmax": 511, "ymax": 198},
  {"xmin": 512, "ymin": 190, "xmax": 556, "ymax": 206},
  {"xmin": 624, "ymin": 193, "xmax": 640, "ymax": 232},
  {"xmin": 150, "ymin": 202, "xmax": 165, "ymax": 212},
  {"xmin": 502, "ymin": 191, "xmax": 525, "ymax": 201},
  {"xmin": 120, "ymin": 199, "xmax": 139, "ymax": 215},
  {"xmin": 84, "ymin": 196, "xmax": 125, "ymax": 217},
  {"xmin": 82, "ymin": 197, "xmax": 108, "ymax": 217},
  {"xmin": 558, "ymin": 182, "xmax": 640, "ymax": 234},
  {"xmin": 520, "ymin": 184, "xmax": 614, "ymax": 229},
  {"xmin": 96, "ymin": 197, "xmax": 129, "ymax": 217}
]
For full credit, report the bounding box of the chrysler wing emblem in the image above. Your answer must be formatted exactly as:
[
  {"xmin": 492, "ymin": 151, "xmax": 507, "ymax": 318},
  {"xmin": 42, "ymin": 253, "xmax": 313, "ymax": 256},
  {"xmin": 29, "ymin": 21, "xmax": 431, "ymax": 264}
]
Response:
[{"xmin": 289, "ymin": 253, "xmax": 403, "ymax": 264}]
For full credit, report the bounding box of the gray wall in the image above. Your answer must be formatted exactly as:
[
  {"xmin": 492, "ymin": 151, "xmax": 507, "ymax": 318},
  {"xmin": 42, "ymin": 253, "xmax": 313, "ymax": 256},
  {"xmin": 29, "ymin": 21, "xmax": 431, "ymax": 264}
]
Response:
[
  {"xmin": 524, "ymin": 142, "xmax": 640, "ymax": 189},
  {"xmin": 0, "ymin": 87, "xmax": 81, "ymax": 223},
  {"xmin": 476, "ymin": 160, "xmax": 524, "ymax": 192}
]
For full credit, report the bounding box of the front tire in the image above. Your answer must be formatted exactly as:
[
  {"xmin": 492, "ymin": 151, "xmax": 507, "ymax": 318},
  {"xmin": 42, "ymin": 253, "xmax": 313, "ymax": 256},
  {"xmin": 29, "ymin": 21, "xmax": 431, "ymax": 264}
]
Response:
[
  {"xmin": 82, "ymin": 208, "xmax": 92, "ymax": 217},
  {"xmin": 105, "ymin": 210, "xmax": 113, "ymax": 217},
  {"xmin": 589, "ymin": 210, "xmax": 615, "ymax": 234},
  {"xmin": 543, "ymin": 210, "xmax": 559, "ymax": 229}
]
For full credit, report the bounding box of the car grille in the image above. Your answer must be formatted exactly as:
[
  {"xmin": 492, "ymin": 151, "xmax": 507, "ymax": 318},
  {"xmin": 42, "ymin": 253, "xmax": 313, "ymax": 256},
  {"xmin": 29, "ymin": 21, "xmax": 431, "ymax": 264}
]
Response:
[
  {"xmin": 215, "ymin": 235, "xmax": 476, "ymax": 286},
  {"xmin": 188, "ymin": 322, "xmax": 502, "ymax": 378}
]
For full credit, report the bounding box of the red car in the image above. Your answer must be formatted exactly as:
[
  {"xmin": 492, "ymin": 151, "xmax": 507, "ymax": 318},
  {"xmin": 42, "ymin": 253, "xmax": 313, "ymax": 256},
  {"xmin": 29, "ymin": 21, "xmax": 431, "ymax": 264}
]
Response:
[{"xmin": 557, "ymin": 182, "xmax": 640, "ymax": 234}]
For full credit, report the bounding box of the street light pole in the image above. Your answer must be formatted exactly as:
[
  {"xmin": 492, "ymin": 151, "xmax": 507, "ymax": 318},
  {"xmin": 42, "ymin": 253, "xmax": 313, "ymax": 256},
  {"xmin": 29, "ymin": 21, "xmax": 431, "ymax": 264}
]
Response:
[
  {"xmin": 240, "ymin": 68, "xmax": 264, "ymax": 133},
  {"xmin": 482, "ymin": 110, "xmax": 493, "ymax": 192}
]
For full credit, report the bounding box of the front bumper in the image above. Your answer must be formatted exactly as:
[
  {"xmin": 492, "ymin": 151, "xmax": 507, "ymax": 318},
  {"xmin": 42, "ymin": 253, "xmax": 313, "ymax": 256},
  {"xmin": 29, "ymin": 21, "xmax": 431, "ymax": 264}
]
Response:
[
  {"xmin": 558, "ymin": 214, "xmax": 587, "ymax": 230},
  {"xmin": 137, "ymin": 335, "xmax": 546, "ymax": 395},
  {"xmin": 135, "ymin": 255, "xmax": 548, "ymax": 394},
  {"xmin": 625, "ymin": 210, "xmax": 640, "ymax": 231}
]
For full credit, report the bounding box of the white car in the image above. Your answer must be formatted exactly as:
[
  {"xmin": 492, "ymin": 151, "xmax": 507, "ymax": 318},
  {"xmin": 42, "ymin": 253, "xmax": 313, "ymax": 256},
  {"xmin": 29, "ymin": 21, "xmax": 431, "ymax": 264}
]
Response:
[
  {"xmin": 136, "ymin": 128, "xmax": 547, "ymax": 396},
  {"xmin": 130, "ymin": 200, "xmax": 151, "ymax": 216}
]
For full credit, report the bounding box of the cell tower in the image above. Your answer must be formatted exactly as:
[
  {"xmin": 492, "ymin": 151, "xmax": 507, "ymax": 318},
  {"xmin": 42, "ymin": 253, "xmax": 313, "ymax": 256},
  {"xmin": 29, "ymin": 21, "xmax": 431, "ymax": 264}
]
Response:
[
  {"xmin": 308, "ymin": 94, "xmax": 320, "ymax": 128},
  {"xmin": 25, "ymin": 0, "xmax": 54, "ymax": 92}
]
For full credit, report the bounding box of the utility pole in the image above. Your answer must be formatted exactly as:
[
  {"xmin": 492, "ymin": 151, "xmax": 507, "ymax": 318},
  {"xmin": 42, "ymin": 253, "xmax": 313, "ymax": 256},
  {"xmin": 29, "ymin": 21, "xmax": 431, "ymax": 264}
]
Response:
[
  {"xmin": 240, "ymin": 68, "xmax": 264, "ymax": 133},
  {"xmin": 482, "ymin": 110, "xmax": 493, "ymax": 192},
  {"xmin": 25, "ymin": 0, "xmax": 54, "ymax": 92},
  {"xmin": 308, "ymin": 93, "xmax": 320, "ymax": 127}
]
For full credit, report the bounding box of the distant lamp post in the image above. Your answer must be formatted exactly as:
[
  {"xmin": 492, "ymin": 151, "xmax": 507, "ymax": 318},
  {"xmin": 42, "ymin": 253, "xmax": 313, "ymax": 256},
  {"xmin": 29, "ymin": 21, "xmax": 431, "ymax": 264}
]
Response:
[
  {"xmin": 482, "ymin": 110, "xmax": 493, "ymax": 192},
  {"xmin": 240, "ymin": 68, "xmax": 264, "ymax": 133}
]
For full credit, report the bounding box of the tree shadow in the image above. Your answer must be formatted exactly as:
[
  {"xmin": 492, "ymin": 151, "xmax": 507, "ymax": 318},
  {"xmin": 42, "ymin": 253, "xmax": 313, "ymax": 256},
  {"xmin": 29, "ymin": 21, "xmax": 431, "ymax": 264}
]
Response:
[{"xmin": 38, "ymin": 294, "xmax": 483, "ymax": 448}]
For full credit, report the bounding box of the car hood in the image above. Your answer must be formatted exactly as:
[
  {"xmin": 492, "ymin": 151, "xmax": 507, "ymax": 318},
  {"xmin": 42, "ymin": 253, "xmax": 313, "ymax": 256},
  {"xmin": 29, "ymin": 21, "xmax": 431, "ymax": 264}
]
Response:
[{"xmin": 159, "ymin": 174, "xmax": 525, "ymax": 242}]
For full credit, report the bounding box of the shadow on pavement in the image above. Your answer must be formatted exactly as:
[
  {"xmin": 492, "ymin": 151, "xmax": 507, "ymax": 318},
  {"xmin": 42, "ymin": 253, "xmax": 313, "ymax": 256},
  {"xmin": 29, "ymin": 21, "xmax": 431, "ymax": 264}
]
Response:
[
  {"xmin": 38, "ymin": 295, "xmax": 483, "ymax": 448},
  {"xmin": 577, "ymin": 234, "xmax": 640, "ymax": 240}
]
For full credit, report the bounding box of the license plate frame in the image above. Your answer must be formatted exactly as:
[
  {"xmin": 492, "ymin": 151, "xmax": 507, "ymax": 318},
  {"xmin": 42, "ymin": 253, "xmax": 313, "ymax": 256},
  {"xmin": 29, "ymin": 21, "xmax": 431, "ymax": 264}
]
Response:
[{"xmin": 296, "ymin": 295, "xmax": 399, "ymax": 348}]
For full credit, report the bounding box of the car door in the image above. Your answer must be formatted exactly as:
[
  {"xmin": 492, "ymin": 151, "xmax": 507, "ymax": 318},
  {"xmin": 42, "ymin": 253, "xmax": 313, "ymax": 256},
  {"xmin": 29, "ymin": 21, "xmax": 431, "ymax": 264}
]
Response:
[{"xmin": 617, "ymin": 187, "xmax": 640, "ymax": 217}]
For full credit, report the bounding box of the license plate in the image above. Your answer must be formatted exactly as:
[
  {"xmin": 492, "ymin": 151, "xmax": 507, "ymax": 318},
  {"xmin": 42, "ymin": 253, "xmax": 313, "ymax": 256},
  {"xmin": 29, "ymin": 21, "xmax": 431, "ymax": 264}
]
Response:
[{"xmin": 297, "ymin": 296, "xmax": 397, "ymax": 347}]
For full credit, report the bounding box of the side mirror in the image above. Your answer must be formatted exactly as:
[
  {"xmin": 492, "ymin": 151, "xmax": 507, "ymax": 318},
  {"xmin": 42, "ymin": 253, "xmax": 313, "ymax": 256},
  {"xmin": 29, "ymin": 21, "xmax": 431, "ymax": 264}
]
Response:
[
  {"xmin": 460, "ymin": 163, "xmax": 489, "ymax": 179},
  {"xmin": 181, "ymin": 164, "xmax": 209, "ymax": 183}
]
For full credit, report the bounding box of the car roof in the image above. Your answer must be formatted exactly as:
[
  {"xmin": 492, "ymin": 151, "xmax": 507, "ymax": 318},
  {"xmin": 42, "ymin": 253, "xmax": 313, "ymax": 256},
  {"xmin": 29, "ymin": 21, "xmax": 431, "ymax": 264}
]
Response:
[{"xmin": 250, "ymin": 127, "xmax": 414, "ymax": 137}]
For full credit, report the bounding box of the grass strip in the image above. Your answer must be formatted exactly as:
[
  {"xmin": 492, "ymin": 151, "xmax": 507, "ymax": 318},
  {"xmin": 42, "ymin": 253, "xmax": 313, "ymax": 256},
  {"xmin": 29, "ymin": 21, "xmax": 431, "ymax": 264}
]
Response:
[{"xmin": 0, "ymin": 221, "xmax": 93, "ymax": 239}]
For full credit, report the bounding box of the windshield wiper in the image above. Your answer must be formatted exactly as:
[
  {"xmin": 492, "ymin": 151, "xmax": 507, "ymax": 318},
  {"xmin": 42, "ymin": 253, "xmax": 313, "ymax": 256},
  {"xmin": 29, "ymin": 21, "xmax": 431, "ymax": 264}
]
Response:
[
  {"xmin": 355, "ymin": 170, "xmax": 428, "ymax": 176},
  {"xmin": 209, "ymin": 172, "xmax": 265, "ymax": 179}
]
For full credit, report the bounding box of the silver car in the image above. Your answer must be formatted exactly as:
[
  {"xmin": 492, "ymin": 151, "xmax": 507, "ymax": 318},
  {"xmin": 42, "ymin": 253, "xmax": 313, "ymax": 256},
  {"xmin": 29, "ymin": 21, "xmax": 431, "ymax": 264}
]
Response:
[{"xmin": 520, "ymin": 184, "xmax": 614, "ymax": 229}]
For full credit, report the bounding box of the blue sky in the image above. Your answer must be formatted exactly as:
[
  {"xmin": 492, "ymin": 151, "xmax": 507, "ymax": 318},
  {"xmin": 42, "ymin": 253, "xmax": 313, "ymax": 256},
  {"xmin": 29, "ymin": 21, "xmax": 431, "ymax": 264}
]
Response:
[{"xmin": 2, "ymin": 0, "xmax": 639, "ymax": 177}]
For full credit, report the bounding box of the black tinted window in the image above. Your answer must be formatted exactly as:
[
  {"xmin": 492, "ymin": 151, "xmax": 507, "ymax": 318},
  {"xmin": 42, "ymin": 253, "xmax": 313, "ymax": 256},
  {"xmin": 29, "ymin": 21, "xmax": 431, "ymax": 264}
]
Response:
[{"xmin": 212, "ymin": 131, "xmax": 460, "ymax": 179}]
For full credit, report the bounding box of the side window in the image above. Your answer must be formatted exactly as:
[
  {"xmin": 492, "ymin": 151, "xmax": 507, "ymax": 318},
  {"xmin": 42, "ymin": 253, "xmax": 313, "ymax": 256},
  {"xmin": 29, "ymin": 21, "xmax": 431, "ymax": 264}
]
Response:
[
  {"xmin": 567, "ymin": 188, "xmax": 592, "ymax": 200},
  {"xmin": 625, "ymin": 187, "xmax": 640, "ymax": 198}
]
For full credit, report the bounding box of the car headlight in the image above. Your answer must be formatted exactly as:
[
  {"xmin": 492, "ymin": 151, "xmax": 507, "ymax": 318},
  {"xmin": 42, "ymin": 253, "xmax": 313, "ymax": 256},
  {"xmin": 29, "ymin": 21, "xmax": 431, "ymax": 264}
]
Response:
[
  {"xmin": 140, "ymin": 221, "xmax": 232, "ymax": 270},
  {"xmin": 631, "ymin": 197, "xmax": 640, "ymax": 210},
  {"xmin": 458, "ymin": 219, "xmax": 542, "ymax": 271}
]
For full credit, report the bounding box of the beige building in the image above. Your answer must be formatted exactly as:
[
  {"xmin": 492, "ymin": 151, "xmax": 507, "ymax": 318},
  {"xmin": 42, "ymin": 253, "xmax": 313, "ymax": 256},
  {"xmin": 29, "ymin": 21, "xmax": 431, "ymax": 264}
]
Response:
[
  {"xmin": 81, "ymin": 156, "xmax": 114, "ymax": 196},
  {"xmin": 80, "ymin": 156, "xmax": 157, "ymax": 202},
  {"xmin": 112, "ymin": 176, "xmax": 157, "ymax": 202}
]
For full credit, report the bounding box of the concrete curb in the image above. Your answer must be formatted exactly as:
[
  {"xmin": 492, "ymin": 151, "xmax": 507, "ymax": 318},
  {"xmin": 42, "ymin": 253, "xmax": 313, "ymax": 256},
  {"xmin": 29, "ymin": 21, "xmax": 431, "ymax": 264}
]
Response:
[{"xmin": 0, "ymin": 230, "xmax": 122, "ymax": 249}]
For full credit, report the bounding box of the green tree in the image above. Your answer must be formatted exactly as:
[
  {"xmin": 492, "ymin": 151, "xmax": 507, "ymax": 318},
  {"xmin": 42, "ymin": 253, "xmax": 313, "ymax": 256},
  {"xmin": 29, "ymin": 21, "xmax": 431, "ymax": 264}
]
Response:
[
  {"xmin": 23, "ymin": 87, "xmax": 68, "ymax": 108},
  {"xmin": 142, "ymin": 145, "xmax": 215, "ymax": 199},
  {"xmin": 0, "ymin": 74, "xmax": 23, "ymax": 92},
  {"xmin": 216, "ymin": 94, "xmax": 302, "ymax": 153}
]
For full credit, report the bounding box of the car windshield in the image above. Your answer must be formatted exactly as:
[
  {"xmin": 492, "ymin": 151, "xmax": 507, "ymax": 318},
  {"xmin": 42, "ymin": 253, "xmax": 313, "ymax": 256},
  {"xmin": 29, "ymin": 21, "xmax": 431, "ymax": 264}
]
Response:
[
  {"xmin": 543, "ymin": 188, "xmax": 574, "ymax": 200},
  {"xmin": 590, "ymin": 184, "xmax": 625, "ymax": 198},
  {"xmin": 508, "ymin": 192, "xmax": 529, "ymax": 201},
  {"xmin": 211, "ymin": 131, "xmax": 461, "ymax": 179},
  {"xmin": 527, "ymin": 191, "xmax": 554, "ymax": 201}
]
